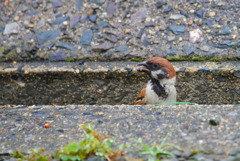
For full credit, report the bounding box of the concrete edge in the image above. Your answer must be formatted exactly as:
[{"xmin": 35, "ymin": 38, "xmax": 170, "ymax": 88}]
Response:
[{"xmin": 0, "ymin": 61, "xmax": 239, "ymax": 75}]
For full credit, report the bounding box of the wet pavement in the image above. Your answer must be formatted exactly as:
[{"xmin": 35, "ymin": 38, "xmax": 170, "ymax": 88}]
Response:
[{"xmin": 0, "ymin": 104, "xmax": 240, "ymax": 160}]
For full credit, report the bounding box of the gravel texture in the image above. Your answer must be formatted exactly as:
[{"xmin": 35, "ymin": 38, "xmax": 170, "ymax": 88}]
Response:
[
  {"xmin": 1, "ymin": 0, "xmax": 240, "ymax": 61},
  {"xmin": 1, "ymin": 1, "xmax": 240, "ymax": 160},
  {"xmin": 0, "ymin": 61, "xmax": 239, "ymax": 105},
  {"xmin": 0, "ymin": 104, "xmax": 240, "ymax": 161}
]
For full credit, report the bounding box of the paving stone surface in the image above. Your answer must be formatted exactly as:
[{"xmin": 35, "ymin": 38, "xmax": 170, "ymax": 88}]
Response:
[
  {"xmin": 1, "ymin": 0, "xmax": 240, "ymax": 61},
  {"xmin": 0, "ymin": 104, "xmax": 240, "ymax": 160}
]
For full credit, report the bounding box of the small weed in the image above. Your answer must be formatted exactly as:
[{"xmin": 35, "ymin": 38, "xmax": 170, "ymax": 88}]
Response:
[
  {"xmin": 55, "ymin": 124, "xmax": 123, "ymax": 160},
  {"xmin": 13, "ymin": 124, "xmax": 182, "ymax": 161},
  {"xmin": 66, "ymin": 58, "xmax": 76, "ymax": 62},
  {"xmin": 14, "ymin": 124, "xmax": 124, "ymax": 161},
  {"xmin": 137, "ymin": 133, "xmax": 183, "ymax": 161},
  {"xmin": 153, "ymin": 102, "xmax": 198, "ymax": 106},
  {"xmin": 13, "ymin": 147, "xmax": 51, "ymax": 161},
  {"xmin": 131, "ymin": 57, "xmax": 144, "ymax": 62}
]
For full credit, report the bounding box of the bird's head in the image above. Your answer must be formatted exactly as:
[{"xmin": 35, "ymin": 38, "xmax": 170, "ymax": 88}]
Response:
[{"xmin": 137, "ymin": 57, "xmax": 176, "ymax": 80}]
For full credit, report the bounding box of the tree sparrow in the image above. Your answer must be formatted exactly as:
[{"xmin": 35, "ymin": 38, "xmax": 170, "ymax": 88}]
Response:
[{"xmin": 134, "ymin": 57, "xmax": 177, "ymax": 105}]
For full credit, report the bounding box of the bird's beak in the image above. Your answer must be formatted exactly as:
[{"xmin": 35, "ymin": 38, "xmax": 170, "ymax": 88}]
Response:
[{"xmin": 137, "ymin": 61, "xmax": 150, "ymax": 73}]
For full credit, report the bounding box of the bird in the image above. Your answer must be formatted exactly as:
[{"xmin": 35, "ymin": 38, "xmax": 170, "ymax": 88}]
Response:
[{"xmin": 134, "ymin": 57, "xmax": 176, "ymax": 105}]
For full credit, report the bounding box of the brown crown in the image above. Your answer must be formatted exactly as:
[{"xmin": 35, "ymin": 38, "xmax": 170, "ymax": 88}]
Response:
[{"xmin": 147, "ymin": 57, "xmax": 176, "ymax": 78}]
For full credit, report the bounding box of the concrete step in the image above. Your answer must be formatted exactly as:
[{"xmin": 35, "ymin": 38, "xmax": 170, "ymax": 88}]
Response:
[
  {"xmin": 0, "ymin": 104, "xmax": 239, "ymax": 157},
  {"xmin": 0, "ymin": 61, "xmax": 239, "ymax": 105}
]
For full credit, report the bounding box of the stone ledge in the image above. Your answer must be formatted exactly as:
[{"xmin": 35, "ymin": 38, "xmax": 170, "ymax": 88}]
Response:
[
  {"xmin": 0, "ymin": 61, "xmax": 239, "ymax": 105},
  {"xmin": 0, "ymin": 61, "xmax": 240, "ymax": 74}
]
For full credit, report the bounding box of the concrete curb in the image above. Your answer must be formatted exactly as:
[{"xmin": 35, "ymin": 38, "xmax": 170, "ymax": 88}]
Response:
[{"xmin": 0, "ymin": 61, "xmax": 239, "ymax": 105}]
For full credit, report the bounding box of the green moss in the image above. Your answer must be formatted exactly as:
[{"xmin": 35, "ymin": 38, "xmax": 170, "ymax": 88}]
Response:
[
  {"xmin": 66, "ymin": 58, "xmax": 76, "ymax": 62},
  {"xmin": 191, "ymin": 57, "xmax": 205, "ymax": 61},
  {"xmin": 131, "ymin": 57, "xmax": 143, "ymax": 62},
  {"xmin": 231, "ymin": 57, "xmax": 239, "ymax": 61},
  {"xmin": 232, "ymin": 46, "xmax": 237, "ymax": 50},
  {"xmin": 210, "ymin": 57, "xmax": 222, "ymax": 62},
  {"xmin": 2, "ymin": 45, "xmax": 11, "ymax": 52},
  {"xmin": 166, "ymin": 57, "xmax": 187, "ymax": 61}
]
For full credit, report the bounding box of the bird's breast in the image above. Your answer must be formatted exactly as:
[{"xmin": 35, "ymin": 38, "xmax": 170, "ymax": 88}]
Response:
[{"xmin": 145, "ymin": 80, "xmax": 176, "ymax": 104}]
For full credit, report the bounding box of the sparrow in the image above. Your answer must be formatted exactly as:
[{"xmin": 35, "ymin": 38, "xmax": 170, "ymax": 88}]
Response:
[{"xmin": 134, "ymin": 57, "xmax": 176, "ymax": 105}]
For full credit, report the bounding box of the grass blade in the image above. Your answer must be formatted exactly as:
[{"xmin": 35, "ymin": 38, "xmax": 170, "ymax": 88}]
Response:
[{"xmin": 153, "ymin": 102, "xmax": 198, "ymax": 105}]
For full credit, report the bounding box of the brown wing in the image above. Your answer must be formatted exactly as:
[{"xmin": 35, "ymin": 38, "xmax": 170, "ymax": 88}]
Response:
[{"xmin": 134, "ymin": 84, "xmax": 147, "ymax": 105}]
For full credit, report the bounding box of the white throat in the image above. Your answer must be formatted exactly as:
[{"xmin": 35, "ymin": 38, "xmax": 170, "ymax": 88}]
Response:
[{"xmin": 159, "ymin": 77, "xmax": 176, "ymax": 85}]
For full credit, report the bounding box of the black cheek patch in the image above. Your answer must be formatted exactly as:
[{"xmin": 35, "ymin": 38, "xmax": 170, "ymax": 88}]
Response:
[
  {"xmin": 157, "ymin": 73, "xmax": 166, "ymax": 79},
  {"xmin": 156, "ymin": 69, "xmax": 168, "ymax": 79},
  {"xmin": 151, "ymin": 79, "xmax": 168, "ymax": 99}
]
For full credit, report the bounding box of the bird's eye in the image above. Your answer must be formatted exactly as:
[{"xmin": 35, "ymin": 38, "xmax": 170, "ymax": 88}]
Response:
[{"xmin": 152, "ymin": 63, "xmax": 159, "ymax": 69}]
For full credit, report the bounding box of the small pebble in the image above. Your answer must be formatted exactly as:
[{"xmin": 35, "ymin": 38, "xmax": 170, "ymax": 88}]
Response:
[
  {"xmin": 93, "ymin": 42, "xmax": 113, "ymax": 51},
  {"xmin": 52, "ymin": 0, "xmax": 63, "ymax": 8},
  {"xmin": 63, "ymin": 21, "xmax": 68, "ymax": 26},
  {"xmin": 14, "ymin": 16, "xmax": 20, "ymax": 21},
  {"xmin": 164, "ymin": 7, "xmax": 173, "ymax": 13},
  {"xmin": 80, "ymin": 30, "xmax": 93, "ymax": 45},
  {"xmin": 3, "ymin": 22, "xmax": 21, "ymax": 35},
  {"xmin": 37, "ymin": 20, "xmax": 45, "ymax": 28},
  {"xmin": 87, "ymin": 10, "xmax": 93, "ymax": 16},
  {"xmin": 28, "ymin": 24, "xmax": 35, "ymax": 28},
  {"xmin": 209, "ymin": 119, "xmax": 220, "ymax": 126},
  {"xmin": 169, "ymin": 25, "xmax": 186, "ymax": 35},
  {"xmin": 156, "ymin": 2, "xmax": 167, "ymax": 9},
  {"xmin": 209, "ymin": 11, "xmax": 216, "ymax": 17},
  {"xmin": 76, "ymin": 0, "xmax": 83, "ymax": 11},
  {"xmin": 37, "ymin": 29, "xmax": 61, "ymax": 45},
  {"xmin": 228, "ymin": 150, "xmax": 239, "ymax": 156},
  {"xmin": 188, "ymin": 21, "xmax": 193, "ymax": 26},
  {"xmin": 190, "ymin": 9, "xmax": 195, "ymax": 13},
  {"xmin": 89, "ymin": 14, "xmax": 97, "ymax": 22},
  {"xmin": 169, "ymin": 14, "xmax": 183, "ymax": 20},
  {"xmin": 131, "ymin": 8, "xmax": 147, "ymax": 24},
  {"xmin": 125, "ymin": 28, "xmax": 131, "ymax": 34},
  {"xmin": 195, "ymin": 9, "xmax": 204, "ymax": 18}
]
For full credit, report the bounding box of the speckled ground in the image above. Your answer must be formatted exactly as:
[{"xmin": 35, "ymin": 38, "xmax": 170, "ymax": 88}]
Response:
[
  {"xmin": 1, "ymin": 0, "xmax": 240, "ymax": 61},
  {"xmin": 0, "ymin": 104, "xmax": 240, "ymax": 161},
  {"xmin": 1, "ymin": 1, "xmax": 240, "ymax": 160}
]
